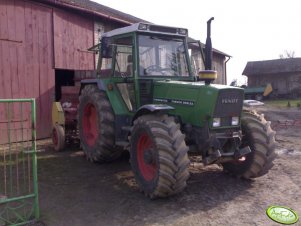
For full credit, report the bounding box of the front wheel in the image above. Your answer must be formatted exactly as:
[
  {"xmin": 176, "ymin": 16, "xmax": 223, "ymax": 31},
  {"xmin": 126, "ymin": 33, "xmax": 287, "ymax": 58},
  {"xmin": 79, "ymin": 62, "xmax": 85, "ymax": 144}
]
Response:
[
  {"xmin": 222, "ymin": 109, "xmax": 276, "ymax": 178},
  {"xmin": 130, "ymin": 114, "xmax": 190, "ymax": 198}
]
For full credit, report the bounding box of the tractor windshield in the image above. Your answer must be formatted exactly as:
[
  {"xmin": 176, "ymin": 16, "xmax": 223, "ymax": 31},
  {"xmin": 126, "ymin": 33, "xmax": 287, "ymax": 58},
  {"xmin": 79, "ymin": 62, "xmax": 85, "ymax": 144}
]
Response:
[{"xmin": 138, "ymin": 35, "xmax": 189, "ymax": 77}]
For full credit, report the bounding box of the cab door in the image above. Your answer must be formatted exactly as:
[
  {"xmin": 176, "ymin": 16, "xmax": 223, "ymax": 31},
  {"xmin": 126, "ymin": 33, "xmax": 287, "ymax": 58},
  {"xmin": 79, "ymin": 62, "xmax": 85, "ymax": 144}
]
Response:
[{"xmin": 111, "ymin": 35, "xmax": 137, "ymax": 112}]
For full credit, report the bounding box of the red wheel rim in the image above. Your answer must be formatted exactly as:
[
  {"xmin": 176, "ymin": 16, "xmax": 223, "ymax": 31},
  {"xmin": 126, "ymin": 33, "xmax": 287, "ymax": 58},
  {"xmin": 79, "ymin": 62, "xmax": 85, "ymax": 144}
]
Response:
[
  {"xmin": 137, "ymin": 132, "xmax": 157, "ymax": 181},
  {"xmin": 82, "ymin": 103, "xmax": 98, "ymax": 146},
  {"xmin": 52, "ymin": 128, "xmax": 58, "ymax": 146}
]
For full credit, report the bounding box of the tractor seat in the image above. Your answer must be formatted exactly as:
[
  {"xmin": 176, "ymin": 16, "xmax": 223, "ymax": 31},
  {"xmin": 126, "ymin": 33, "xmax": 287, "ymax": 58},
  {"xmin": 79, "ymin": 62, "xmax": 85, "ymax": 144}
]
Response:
[{"xmin": 126, "ymin": 55, "xmax": 133, "ymax": 75}]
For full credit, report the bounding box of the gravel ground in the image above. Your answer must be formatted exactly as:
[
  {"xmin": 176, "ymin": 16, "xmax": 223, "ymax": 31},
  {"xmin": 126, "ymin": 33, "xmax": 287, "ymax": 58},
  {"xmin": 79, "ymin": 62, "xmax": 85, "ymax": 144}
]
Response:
[{"xmin": 36, "ymin": 105, "xmax": 301, "ymax": 226}]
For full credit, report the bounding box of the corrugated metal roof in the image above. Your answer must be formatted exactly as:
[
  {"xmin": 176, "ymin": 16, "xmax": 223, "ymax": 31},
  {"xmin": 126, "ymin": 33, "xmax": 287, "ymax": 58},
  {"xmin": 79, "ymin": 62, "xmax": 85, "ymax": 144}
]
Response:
[{"xmin": 243, "ymin": 58, "xmax": 301, "ymax": 76}]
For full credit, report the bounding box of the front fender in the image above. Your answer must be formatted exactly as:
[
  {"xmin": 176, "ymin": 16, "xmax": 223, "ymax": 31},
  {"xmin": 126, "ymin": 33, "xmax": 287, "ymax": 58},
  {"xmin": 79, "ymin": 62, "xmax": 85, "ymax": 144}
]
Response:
[{"xmin": 133, "ymin": 104, "xmax": 174, "ymax": 122}]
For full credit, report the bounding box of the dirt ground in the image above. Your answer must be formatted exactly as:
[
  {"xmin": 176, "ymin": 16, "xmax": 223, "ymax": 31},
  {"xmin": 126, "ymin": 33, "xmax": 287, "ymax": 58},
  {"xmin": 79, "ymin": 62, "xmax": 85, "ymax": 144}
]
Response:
[{"xmin": 36, "ymin": 105, "xmax": 301, "ymax": 226}]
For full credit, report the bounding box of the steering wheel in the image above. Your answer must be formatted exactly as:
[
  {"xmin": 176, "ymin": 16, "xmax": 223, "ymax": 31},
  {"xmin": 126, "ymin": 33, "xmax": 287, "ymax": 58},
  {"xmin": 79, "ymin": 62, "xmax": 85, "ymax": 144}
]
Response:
[{"xmin": 144, "ymin": 65, "xmax": 173, "ymax": 75}]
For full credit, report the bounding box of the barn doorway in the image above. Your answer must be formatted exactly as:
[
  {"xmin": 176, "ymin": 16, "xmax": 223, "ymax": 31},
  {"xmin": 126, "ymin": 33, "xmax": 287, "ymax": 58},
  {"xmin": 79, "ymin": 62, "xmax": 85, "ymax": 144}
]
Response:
[{"xmin": 55, "ymin": 69, "xmax": 75, "ymax": 101}]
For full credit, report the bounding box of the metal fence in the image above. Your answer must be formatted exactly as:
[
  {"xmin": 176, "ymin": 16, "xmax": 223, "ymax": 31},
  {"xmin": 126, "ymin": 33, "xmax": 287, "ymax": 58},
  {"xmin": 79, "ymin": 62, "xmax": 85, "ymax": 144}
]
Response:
[{"xmin": 0, "ymin": 99, "xmax": 39, "ymax": 226}]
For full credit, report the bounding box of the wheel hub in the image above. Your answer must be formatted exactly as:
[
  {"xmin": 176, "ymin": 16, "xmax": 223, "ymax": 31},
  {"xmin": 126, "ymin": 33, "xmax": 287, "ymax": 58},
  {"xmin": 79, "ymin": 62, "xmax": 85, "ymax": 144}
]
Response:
[
  {"xmin": 137, "ymin": 133, "xmax": 157, "ymax": 181},
  {"xmin": 82, "ymin": 103, "xmax": 98, "ymax": 146},
  {"xmin": 52, "ymin": 128, "xmax": 58, "ymax": 145},
  {"xmin": 143, "ymin": 148, "xmax": 155, "ymax": 164}
]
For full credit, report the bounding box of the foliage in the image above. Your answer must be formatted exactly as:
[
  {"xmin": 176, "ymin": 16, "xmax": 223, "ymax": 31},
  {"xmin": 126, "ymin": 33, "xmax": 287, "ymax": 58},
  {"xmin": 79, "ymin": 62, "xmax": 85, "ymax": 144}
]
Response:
[{"xmin": 279, "ymin": 50, "xmax": 295, "ymax": 59}]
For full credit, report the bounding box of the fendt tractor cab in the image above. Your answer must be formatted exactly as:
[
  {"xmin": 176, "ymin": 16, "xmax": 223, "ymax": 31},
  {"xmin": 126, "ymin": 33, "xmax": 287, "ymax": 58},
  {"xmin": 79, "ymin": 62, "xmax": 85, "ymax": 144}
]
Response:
[{"xmin": 78, "ymin": 19, "xmax": 276, "ymax": 198}]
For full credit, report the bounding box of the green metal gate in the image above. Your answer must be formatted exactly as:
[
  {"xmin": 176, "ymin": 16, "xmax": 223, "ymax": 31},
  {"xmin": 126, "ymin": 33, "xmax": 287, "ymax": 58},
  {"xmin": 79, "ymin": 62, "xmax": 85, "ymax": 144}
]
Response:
[{"xmin": 0, "ymin": 99, "xmax": 39, "ymax": 226}]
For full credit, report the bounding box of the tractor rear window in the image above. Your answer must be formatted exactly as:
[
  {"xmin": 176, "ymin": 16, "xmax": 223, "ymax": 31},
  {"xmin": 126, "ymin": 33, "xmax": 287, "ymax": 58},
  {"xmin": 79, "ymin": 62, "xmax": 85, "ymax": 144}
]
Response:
[{"xmin": 138, "ymin": 35, "xmax": 189, "ymax": 77}]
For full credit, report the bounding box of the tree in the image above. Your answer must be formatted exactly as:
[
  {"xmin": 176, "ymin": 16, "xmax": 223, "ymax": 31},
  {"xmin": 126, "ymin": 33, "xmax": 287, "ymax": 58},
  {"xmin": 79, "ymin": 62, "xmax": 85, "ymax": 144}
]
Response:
[
  {"xmin": 230, "ymin": 79, "xmax": 237, "ymax": 86},
  {"xmin": 279, "ymin": 50, "xmax": 295, "ymax": 59}
]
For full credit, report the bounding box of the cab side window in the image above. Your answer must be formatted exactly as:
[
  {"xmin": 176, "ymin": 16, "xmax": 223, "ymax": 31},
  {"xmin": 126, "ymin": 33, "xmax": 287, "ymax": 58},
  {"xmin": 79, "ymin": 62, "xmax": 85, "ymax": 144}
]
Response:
[{"xmin": 113, "ymin": 36, "xmax": 133, "ymax": 77}]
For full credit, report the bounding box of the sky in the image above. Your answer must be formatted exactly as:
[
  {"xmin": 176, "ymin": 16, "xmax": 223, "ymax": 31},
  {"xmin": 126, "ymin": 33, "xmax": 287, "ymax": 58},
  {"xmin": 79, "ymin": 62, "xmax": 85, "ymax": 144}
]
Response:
[{"xmin": 93, "ymin": 0, "xmax": 301, "ymax": 84}]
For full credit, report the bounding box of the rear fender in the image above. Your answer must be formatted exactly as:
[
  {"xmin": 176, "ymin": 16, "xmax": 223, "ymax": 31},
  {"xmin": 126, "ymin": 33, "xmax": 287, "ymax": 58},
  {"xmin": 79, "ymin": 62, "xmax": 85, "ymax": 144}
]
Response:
[{"xmin": 80, "ymin": 79, "xmax": 106, "ymax": 94}]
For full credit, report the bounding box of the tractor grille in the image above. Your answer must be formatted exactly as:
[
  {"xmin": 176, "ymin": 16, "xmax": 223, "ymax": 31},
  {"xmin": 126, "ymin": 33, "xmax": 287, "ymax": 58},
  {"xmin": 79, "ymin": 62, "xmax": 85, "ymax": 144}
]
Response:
[{"xmin": 214, "ymin": 89, "xmax": 244, "ymax": 125}]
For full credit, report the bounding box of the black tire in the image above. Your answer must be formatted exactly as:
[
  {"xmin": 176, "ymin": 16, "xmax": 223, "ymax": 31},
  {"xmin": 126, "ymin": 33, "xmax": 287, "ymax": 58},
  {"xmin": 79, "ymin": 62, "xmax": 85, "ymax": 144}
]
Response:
[
  {"xmin": 78, "ymin": 85, "xmax": 122, "ymax": 162},
  {"xmin": 52, "ymin": 124, "xmax": 65, "ymax": 151},
  {"xmin": 222, "ymin": 109, "xmax": 276, "ymax": 178},
  {"xmin": 130, "ymin": 114, "xmax": 190, "ymax": 198}
]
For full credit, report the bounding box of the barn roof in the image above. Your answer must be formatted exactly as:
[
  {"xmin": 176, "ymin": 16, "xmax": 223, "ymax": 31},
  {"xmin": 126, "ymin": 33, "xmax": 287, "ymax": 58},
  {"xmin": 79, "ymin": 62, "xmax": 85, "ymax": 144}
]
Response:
[
  {"xmin": 40, "ymin": 0, "xmax": 147, "ymax": 24},
  {"xmin": 243, "ymin": 58, "xmax": 301, "ymax": 76},
  {"xmin": 187, "ymin": 37, "xmax": 231, "ymax": 57},
  {"xmin": 38, "ymin": 0, "xmax": 230, "ymax": 58}
]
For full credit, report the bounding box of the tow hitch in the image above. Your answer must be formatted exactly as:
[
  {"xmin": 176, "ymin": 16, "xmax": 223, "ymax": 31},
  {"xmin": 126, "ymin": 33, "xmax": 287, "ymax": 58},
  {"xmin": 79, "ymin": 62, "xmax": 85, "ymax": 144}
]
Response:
[
  {"xmin": 234, "ymin": 146, "xmax": 251, "ymax": 160},
  {"xmin": 204, "ymin": 146, "xmax": 252, "ymax": 165}
]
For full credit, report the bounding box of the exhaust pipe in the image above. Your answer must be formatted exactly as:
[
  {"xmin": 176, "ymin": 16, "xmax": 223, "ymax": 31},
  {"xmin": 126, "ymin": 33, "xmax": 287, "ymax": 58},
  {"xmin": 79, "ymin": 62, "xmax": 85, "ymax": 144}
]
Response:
[
  {"xmin": 199, "ymin": 17, "xmax": 217, "ymax": 85},
  {"xmin": 205, "ymin": 17, "xmax": 214, "ymax": 70}
]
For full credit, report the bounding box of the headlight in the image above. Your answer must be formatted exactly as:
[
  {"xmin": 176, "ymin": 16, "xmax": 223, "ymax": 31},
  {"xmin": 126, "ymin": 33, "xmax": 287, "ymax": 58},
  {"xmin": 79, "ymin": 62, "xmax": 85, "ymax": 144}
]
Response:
[
  {"xmin": 212, "ymin": 117, "xmax": 221, "ymax": 127},
  {"xmin": 231, "ymin": 116, "xmax": 239, "ymax": 126}
]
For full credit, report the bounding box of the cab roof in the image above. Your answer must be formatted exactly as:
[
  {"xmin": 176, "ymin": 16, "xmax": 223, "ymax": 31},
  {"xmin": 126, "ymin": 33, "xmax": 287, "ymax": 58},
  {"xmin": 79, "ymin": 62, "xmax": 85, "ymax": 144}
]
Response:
[{"xmin": 102, "ymin": 23, "xmax": 188, "ymax": 38}]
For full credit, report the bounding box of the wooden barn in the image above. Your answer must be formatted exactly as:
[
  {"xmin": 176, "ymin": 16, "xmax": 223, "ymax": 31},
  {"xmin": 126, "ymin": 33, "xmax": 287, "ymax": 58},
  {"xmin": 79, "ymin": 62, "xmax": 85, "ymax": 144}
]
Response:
[
  {"xmin": 189, "ymin": 41, "xmax": 230, "ymax": 85},
  {"xmin": 0, "ymin": 0, "xmax": 230, "ymax": 140},
  {"xmin": 0, "ymin": 0, "xmax": 145, "ymax": 139},
  {"xmin": 243, "ymin": 58, "xmax": 301, "ymax": 97}
]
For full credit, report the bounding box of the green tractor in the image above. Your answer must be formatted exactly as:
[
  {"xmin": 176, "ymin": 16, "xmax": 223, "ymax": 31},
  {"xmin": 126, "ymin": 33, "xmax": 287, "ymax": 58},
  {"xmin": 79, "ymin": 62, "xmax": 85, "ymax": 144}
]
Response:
[{"xmin": 78, "ymin": 18, "xmax": 276, "ymax": 198}]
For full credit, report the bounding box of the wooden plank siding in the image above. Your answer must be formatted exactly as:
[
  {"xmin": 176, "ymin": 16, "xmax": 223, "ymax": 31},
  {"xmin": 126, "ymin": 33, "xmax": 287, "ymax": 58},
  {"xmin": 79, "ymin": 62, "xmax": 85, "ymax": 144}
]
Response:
[
  {"xmin": 53, "ymin": 8, "xmax": 95, "ymax": 70},
  {"xmin": 0, "ymin": 0, "xmax": 54, "ymax": 141},
  {"xmin": 0, "ymin": 0, "xmax": 148, "ymax": 143},
  {"xmin": 212, "ymin": 53, "xmax": 226, "ymax": 85},
  {"xmin": 0, "ymin": 1, "xmax": 126, "ymax": 142},
  {"xmin": 190, "ymin": 49, "xmax": 226, "ymax": 85}
]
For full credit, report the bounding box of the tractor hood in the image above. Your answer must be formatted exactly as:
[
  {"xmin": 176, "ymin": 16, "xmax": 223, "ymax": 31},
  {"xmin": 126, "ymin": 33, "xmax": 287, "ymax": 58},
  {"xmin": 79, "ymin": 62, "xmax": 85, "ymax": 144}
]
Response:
[{"xmin": 152, "ymin": 80, "xmax": 244, "ymax": 127}]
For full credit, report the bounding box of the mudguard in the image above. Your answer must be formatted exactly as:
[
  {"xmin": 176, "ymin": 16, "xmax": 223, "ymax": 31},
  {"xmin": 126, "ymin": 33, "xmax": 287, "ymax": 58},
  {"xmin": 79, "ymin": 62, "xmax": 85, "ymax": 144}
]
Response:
[
  {"xmin": 133, "ymin": 104, "xmax": 174, "ymax": 122},
  {"xmin": 80, "ymin": 79, "xmax": 106, "ymax": 93}
]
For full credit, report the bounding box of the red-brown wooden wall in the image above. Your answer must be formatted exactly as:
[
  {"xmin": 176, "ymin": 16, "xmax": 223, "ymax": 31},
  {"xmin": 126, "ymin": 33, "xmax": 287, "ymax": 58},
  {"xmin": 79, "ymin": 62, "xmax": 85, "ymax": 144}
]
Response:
[
  {"xmin": 53, "ymin": 8, "xmax": 95, "ymax": 70},
  {"xmin": 0, "ymin": 0, "xmax": 97, "ymax": 141},
  {"xmin": 0, "ymin": 0, "xmax": 54, "ymax": 140}
]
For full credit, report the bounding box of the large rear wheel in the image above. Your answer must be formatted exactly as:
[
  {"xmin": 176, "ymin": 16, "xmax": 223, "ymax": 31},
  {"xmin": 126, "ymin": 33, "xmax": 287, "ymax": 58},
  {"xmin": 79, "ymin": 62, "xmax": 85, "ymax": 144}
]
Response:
[
  {"xmin": 222, "ymin": 109, "xmax": 276, "ymax": 178},
  {"xmin": 78, "ymin": 85, "xmax": 122, "ymax": 162},
  {"xmin": 130, "ymin": 114, "xmax": 190, "ymax": 198}
]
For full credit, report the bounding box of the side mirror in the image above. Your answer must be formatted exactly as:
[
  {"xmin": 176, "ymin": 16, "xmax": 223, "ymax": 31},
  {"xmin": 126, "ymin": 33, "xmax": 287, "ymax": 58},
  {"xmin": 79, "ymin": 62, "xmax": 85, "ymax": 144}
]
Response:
[{"xmin": 101, "ymin": 37, "xmax": 112, "ymax": 58}]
